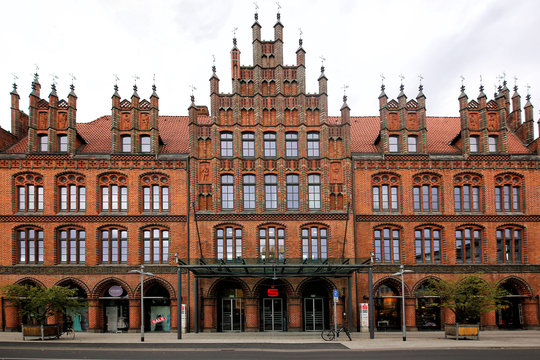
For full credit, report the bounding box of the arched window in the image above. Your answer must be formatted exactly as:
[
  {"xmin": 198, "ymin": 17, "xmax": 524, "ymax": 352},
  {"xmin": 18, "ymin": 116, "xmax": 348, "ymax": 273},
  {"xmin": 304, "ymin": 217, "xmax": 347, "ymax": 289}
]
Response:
[
  {"xmin": 307, "ymin": 132, "xmax": 320, "ymax": 158},
  {"xmin": 221, "ymin": 174, "xmax": 234, "ymax": 210},
  {"xmin": 57, "ymin": 173, "xmax": 86, "ymax": 212},
  {"xmin": 264, "ymin": 132, "xmax": 276, "ymax": 158},
  {"xmin": 99, "ymin": 173, "xmax": 128, "ymax": 212},
  {"xmin": 495, "ymin": 174, "xmax": 522, "ymax": 212},
  {"xmin": 412, "ymin": 174, "xmax": 440, "ymax": 212},
  {"xmin": 217, "ymin": 225, "xmax": 242, "ymax": 261},
  {"xmin": 242, "ymin": 132, "xmax": 255, "ymax": 158},
  {"xmin": 454, "ymin": 174, "xmax": 482, "ymax": 212},
  {"xmin": 58, "ymin": 227, "xmax": 85, "ymax": 264},
  {"xmin": 265, "ymin": 174, "xmax": 277, "ymax": 210},
  {"xmin": 496, "ymin": 226, "xmax": 522, "ymax": 264},
  {"xmin": 374, "ymin": 226, "xmax": 401, "ymax": 263},
  {"xmin": 100, "ymin": 227, "xmax": 128, "ymax": 264},
  {"xmin": 455, "ymin": 226, "xmax": 482, "ymax": 263},
  {"xmin": 143, "ymin": 227, "xmax": 169, "ymax": 264},
  {"xmin": 141, "ymin": 174, "xmax": 169, "ymax": 212},
  {"xmin": 285, "ymin": 132, "xmax": 298, "ymax": 158},
  {"xmin": 308, "ymin": 174, "xmax": 321, "ymax": 209},
  {"xmin": 415, "ymin": 226, "xmax": 442, "ymax": 263},
  {"xmin": 15, "ymin": 173, "xmax": 44, "ymax": 213},
  {"xmin": 301, "ymin": 225, "xmax": 328, "ymax": 261},
  {"xmin": 242, "ymin": 174, "xmax": 256, "ymax": 210},
  {"xmin": 259, "ymin": 225, "xmax": 285, "ymax": 262},
  {"xmin": 17, "ymin": 227, "xmax": 44, "ymax": 264},
  {"xmin": 372, "ymin": 173, "xmax": 399, "ymax": 212},
  {"xmin": 286, "ymin": 174, "xmax": 299, "ymax": 209},
  {"xmin": 220, "ymin": 132, "xmax": 233, "ymax": 158}
]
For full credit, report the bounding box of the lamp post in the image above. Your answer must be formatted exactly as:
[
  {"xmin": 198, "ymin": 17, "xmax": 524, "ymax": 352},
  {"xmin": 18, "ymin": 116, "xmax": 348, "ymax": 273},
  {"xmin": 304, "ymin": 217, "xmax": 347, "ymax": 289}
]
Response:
[
  {"xmin": 392, "ymin": 264, "xmax": 413, "ymax": 341},
  {"xmin": 129, "ymin": 265, "xmax": 154, "ymax": 342}
]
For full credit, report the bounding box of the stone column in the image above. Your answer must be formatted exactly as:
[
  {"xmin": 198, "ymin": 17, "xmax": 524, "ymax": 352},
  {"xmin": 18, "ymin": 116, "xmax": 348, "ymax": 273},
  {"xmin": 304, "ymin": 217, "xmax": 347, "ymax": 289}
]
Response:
[
  {"xmin": 87, "ymin": 299, "xmax": 101, "ymax": 333},
  {"xmin": 244, "ymin": 297, "xmax": 259, "ymax": 332},
  {"xmin": 288, "ymin": 296, "xmax": 302, "ymax": 331},
  {"xmin": 129, "ymin": 298, "xmax": 140, "ymax": 332},
  {"xmin": 405, "ymin": 297, "xmax": 416, "ymax": 330}
]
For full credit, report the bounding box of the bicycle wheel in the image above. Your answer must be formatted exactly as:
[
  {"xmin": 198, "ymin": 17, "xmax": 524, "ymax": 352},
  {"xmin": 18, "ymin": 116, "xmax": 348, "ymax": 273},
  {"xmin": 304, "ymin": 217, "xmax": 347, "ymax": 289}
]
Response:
[{"xmin": 321, "ymin": 329, "xmax": 335, "ymax": 341}]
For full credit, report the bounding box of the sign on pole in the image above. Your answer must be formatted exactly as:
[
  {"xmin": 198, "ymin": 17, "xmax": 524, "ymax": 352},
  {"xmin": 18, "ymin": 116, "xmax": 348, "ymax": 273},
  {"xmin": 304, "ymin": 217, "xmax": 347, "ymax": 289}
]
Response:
[
  {"xmin": 333, "ymin": 289, "xmax": 339, "ymax": 303},
  {"xmin": 360, "ymin": 303, "xmax": 369, "ymax": 331}
]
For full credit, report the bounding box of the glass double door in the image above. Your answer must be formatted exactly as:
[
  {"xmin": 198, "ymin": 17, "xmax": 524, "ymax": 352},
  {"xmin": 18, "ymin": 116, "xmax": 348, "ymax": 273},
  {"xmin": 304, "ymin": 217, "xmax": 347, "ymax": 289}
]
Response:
[
  {"xmin": 263, "ymin": 298, "xmax": 283, "ymax": 331},
  {"xmin": 304, "ymin": 298, "xmax": 324, "ymax": 331},
  {"xmin": 222, "ymin": 297, "xmax": 243, "ymax": 331}
]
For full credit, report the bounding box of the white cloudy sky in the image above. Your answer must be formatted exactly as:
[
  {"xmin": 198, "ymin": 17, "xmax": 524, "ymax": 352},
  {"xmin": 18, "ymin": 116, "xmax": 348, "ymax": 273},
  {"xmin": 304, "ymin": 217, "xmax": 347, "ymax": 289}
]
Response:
[{"xmin": 1, "ymin": 0, "xmax": 539, "ymax": 136}]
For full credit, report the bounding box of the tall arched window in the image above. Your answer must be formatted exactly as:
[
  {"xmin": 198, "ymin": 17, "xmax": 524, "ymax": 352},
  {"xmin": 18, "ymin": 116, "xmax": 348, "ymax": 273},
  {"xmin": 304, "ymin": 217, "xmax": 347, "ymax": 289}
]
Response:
[
  {"xmin": 217, "ymin": 225, "xmax": 242, "ymax": 261},
  {"xmin": 242, "ymin": 132, "xmax": 255, "ymax": 158},
  {"xmin": 287, "ymin": 174, "xmax": 299, "ymax": 209},
  {"xmin": 374, "ymin": 226, "xmax": 401, "ymax": 263},
  {"xmin": 264, "ymin": 132, "xmax": 276, "ymax": 158},
  {"xmin": 301, "ymin": 225, "xmax": 328, "ymax": 261},
  {"xmin": 58, "ymin": 227, "xmax": 85, "ymax": 264},
  {"xmin": 57, "ymin": 173, "xmax": 86, "ymax": 212},
  {"xmin": 259, "ymin": 225, "xmax": 285, "ymax": 262},
  {"xmin": 221, "ymin": 174, "xmax": 234, "ymax": 210},
  {"xmin": 494, "ymin": 174, "xmax": 523, "ymax": 212},
  {"xmin": 265, "ymin": 174, "xmax": 277, "ymax": 210},
  {"xmin": 455, "ymin": 226, "xmax": 482, "ymax": 263},
  {"xmin": 412, "ymin": 174, "xmax": 440, "ymax": 212},
  {"xmin": 15, "ymin": 173, "xmax": 44, "ymax": 213},
  {"xmin": 220, "ymin": 132, "xmax": 233, "ymax": 158},
  {"xmin": 372, "ymin": 173, "xmax": 400, "ymax": 212},
  {"xmin": 141, "ymin": 174, "xmax": 169, "ymax": 212},
  {"xmin": 308, "ymin": 174, "xmax": 321, "ymax": 209},
  {"xmin": 143, "ymin": 227, "xmax": 169, "ymax": 264},
  {"xmin": 454, "ymin": 173, "xmax": 482, "ymax": 212},
  {"xmin": 101, "ymin": 227, "xmax": 128, "ymax": 264},
  {"xmin": 496, "ymin": 226, "xmax": 522, "ymax": 264},
  {"xmin": 242, "ymin": 174, "xmax": 256, "ymax": 210},
  {"xmin": 99, "ymin": 173, "xmax": 128, "ymax": 212},
  {"xmin": 414, "ymin": 226, "xmax": 442, "ymax": 263},
  {"xmin": 17, "ymin": 227, "xmax": 44, "ymax": 264}
]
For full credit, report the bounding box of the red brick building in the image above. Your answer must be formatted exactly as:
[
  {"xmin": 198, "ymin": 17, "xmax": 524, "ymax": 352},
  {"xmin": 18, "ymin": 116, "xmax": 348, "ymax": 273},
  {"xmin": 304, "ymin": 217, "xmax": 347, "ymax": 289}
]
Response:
[{"xmin": 1, "ymin": 12, "xmax": 539, "ymax": 333}]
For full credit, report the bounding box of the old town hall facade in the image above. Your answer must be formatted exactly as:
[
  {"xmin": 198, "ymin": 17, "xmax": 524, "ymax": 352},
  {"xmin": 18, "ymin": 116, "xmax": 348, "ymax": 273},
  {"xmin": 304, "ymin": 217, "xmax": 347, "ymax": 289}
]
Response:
[{"xmin": 1, "ymin": 12, "xmax": 539, "ymax": 333}]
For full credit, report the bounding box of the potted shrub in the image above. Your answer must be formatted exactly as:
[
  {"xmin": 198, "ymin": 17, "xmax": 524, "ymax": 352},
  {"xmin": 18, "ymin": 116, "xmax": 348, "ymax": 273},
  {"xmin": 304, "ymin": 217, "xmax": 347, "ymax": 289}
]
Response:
[
  {"xmin": 426, "ymin": 275, "xmax": 507, "ymax": 340},
  {"xmin": 1, "ymin": 284, "xmax": 84, "ymax": 340}
]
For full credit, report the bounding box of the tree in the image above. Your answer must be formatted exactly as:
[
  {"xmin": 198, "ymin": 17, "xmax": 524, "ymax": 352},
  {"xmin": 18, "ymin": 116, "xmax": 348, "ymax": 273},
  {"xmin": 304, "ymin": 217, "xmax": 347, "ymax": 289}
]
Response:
[
  {"xmin": 427, "ymin": 275, "xmax": 507, "ymax": 324},
  {"xmin": 1, "ymin": 284, "xmax": 84, "ymax": 326}
]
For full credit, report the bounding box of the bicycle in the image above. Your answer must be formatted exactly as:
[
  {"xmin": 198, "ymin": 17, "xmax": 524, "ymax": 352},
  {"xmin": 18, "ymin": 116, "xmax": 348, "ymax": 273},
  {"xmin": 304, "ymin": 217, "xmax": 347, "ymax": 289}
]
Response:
[
  {"xmin": 321, "ymin": 326, "xmax": 351, "ymax": 341},
  {"xmin": 57, "ymin": 324, "xmax": 75, "ymax": 340}
]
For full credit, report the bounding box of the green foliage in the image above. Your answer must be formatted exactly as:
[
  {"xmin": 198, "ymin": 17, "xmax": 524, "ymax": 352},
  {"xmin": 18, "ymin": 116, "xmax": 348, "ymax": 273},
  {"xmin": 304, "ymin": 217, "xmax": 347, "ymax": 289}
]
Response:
[
  {"xmin": 426, "ymin": 275, "xmax": 508, "ymax": 324},
  {"xmin": 1, "ymin": 284, "xmax": 85, "ymax": 325}
]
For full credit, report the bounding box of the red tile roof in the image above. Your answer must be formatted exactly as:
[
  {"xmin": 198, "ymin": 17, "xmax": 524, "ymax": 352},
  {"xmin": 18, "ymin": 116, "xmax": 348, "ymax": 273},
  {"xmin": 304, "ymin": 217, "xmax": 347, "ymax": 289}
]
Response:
[{"xmin": 3, "ymin": 114, "xmax": 531, "ymax": 155}]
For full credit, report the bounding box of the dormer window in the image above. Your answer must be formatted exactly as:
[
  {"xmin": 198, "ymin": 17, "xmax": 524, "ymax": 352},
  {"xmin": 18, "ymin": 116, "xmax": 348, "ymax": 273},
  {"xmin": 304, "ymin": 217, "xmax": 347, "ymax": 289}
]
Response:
[
  {"xmin": 140, "ymin": 135, "xmax": 151, "ymax": 153},
  {"xmin": 121, "ymin": 135, "xmax": 131, "ymax": 153},
  {"xmin": 470, "ymin": 136, "xmax": 479, "ymax": 153},
  {"xmin": 488, "ymin": 136, "xmax": 498, "ymax": 153},
  {"xmin": 39, "ymin": 135, "xmax": 48, "ymax": 152},
  {"xmin": 58, "ymin": 135, "xmax": 68, "ymax": 152},
  {"xmin": 389, "ymin": 135, "xmax": 399, "ymax": 153},
  {"xmin": 408, "ymin": 136, "xmax": 417, "ymax": 153}
]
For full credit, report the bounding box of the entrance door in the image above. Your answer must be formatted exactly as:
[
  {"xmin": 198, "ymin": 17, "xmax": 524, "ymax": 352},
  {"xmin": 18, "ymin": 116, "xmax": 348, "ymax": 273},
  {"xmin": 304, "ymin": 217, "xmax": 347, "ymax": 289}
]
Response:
[
  {"xmin": 106, "ymin": 306, "xmax": 118, "ymax": 332},
  {"xmin": 222, "ymin": 298, "xmax": 243, "ymax": 331},
  {"xmin": 263, "ymin": 298, "xmax": 283, "ymax": 331},
  {"xmin": 304, "ymin": 298, "xmax": 324, "ymax": 331}
]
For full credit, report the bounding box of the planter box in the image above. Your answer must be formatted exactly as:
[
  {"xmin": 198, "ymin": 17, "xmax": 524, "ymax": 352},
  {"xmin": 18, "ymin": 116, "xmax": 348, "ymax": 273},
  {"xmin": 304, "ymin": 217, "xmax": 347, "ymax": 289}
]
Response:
[
  {"xmin": 444, "ymin": 323, "xmax": 479, "ymax": 340},
  {"xmin": 22, "ymin": 324, "xmax": 60, "ymax": 341}
]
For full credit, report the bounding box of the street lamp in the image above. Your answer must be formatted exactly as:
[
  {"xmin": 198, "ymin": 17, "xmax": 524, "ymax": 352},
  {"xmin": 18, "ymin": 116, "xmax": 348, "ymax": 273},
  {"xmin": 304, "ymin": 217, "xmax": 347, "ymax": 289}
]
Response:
[
  {"xmin": 392, "ymin": 264, "xmax": 413, "ymax": 341},
  {"xmin": 129, "ymin": 264, "xmax": 154, "ymax": 342}
]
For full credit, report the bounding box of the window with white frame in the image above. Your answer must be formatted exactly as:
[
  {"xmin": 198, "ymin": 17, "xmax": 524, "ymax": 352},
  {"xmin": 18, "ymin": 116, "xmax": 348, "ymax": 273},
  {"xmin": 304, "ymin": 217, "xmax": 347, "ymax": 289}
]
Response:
[
  {"xmin": 221, "ymin": 174, "xmax": 234, "ymax": 210},
  {"xmin": 220, "ymin": 132, "xmax": 233, "ymax": 158},
  {"xmin": 265, "ymin": 174, "xmax": 277, "ymax": 210},
  {"xmin": 286, "ymin": 174, "xmax": 299, "ymax": 209},
  {"xmin": 242, "ymin": 132, "xmax": 255, "ymax": 158},
  {"xmin": 121, "ymin": 135, "xmax": 131, "ymax": 152},
  {"xmin": 408, "ymin": 136, "xmax": 418, "ymax": 152},
  {"xmin": 285, "ymin": 132, "xmax": 298, "ymax": 158},
  {"xmin": 388, "ymin": 135, "xmax": 399, "ymax": 152},
  {"xmin": 243, "ymin": 174, "xmax": 256, "ymax": 210},
  {"xmin": 308, "ymin": 174, "xmax": 321, "ymax": 209},
  {"xmin": 140, "ymin": 135, "xmax": 151, "ymax": 153},
  {"xmin": 58, "ymin": 134, "xmax": 68, "ymax": 152},
  {"xmin": 307, "ymin": 132, "xmax": 320, "ymax": 157},
  {"xmin": 264, "ymin": 132, "xmax": 276, "ymax": 158}
]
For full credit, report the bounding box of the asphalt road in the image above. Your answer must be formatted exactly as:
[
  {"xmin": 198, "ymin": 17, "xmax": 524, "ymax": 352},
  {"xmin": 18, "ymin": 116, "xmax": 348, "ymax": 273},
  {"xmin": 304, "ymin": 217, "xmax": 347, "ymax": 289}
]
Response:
[{"xmin": 1, "ymin": 343, "xmax": 540, "ymax": 360}]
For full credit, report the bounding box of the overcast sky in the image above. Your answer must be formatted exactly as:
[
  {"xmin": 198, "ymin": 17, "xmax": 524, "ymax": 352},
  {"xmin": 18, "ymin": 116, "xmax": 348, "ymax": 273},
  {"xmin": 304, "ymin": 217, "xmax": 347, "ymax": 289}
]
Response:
[{"xmin": 1, "ymin": 0, "xmax": 539, "ymax": 137}]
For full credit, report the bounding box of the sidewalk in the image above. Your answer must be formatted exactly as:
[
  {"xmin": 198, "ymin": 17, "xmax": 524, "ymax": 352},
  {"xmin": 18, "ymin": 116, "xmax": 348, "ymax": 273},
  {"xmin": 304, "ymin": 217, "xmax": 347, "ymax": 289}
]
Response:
[{"xmin": 1, "ymin": 330, "xmax": 539, "ymax": 351}]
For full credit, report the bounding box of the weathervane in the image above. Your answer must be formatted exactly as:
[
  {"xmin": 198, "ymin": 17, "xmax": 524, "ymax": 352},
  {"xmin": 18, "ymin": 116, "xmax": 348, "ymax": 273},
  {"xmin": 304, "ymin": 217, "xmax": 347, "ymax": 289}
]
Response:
[
  {"xmin": 233, "ymin": 27, "xmax": 238, "ymax": 38},
  {"xmin": 34, "ymin": 64, "xmax": 39, "ymax": 74},
  {"xmin": 342, "ymin": 84, "xmax": 349, "ymax": 96},
  {"xmin": 113, "ymin": 74, "xmax": 120, "ymax": 85},
  {"xmin": 320, "ymin": 56, "xmax": 326, "ymax": 67},
  {"xmin": 399, "ymin": 74, "xmax": 405, "ymax": 85},
  {"xmin": 50, "ymin": 73, "xmax": 59, "ymax": 86},
  {"xmin": 479, "ymin": 75, "xmax": 483, "ymax": 86},
  {"xmin": 69, "ymin": 73, "xmax": 77, "ymax": 85},
  {"xmin": 254, "ymin": 1, "xmax": 258, "ymax": 11},
  {"xmin": 132, "ymin": 74, "xmax": 140, "ymax": 85},
  {"xmin": 276, "ymin": 1, "xmax": 281, "ymax": 10},
  {"xmin": 380, "ymin": 73, "xmax": 385, "ymax": 85},
  {"xmin": 11, "ymin": 73, "xmax": 18, "ymax": 84},
  {"xmin": 190, "ymin": 84, "xmax": 197, "ymax": 96},
  {"xmin": 526, "ymin": 84, "xmax": 531, "ymax": 96},
  {"xmin": 418, "ymin": 74, "xmax": 423, "ymax": 85},
  {"xmin": 514, "ymin": 75, "xmax": 518, "ymax": 89},
  {"xmin": 298, "ymin": 28, "xmax": 303, "ymax": 39},
  {"xmin": 460, "ymin": 75, "xmax": 465, "ymax": 86}
]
